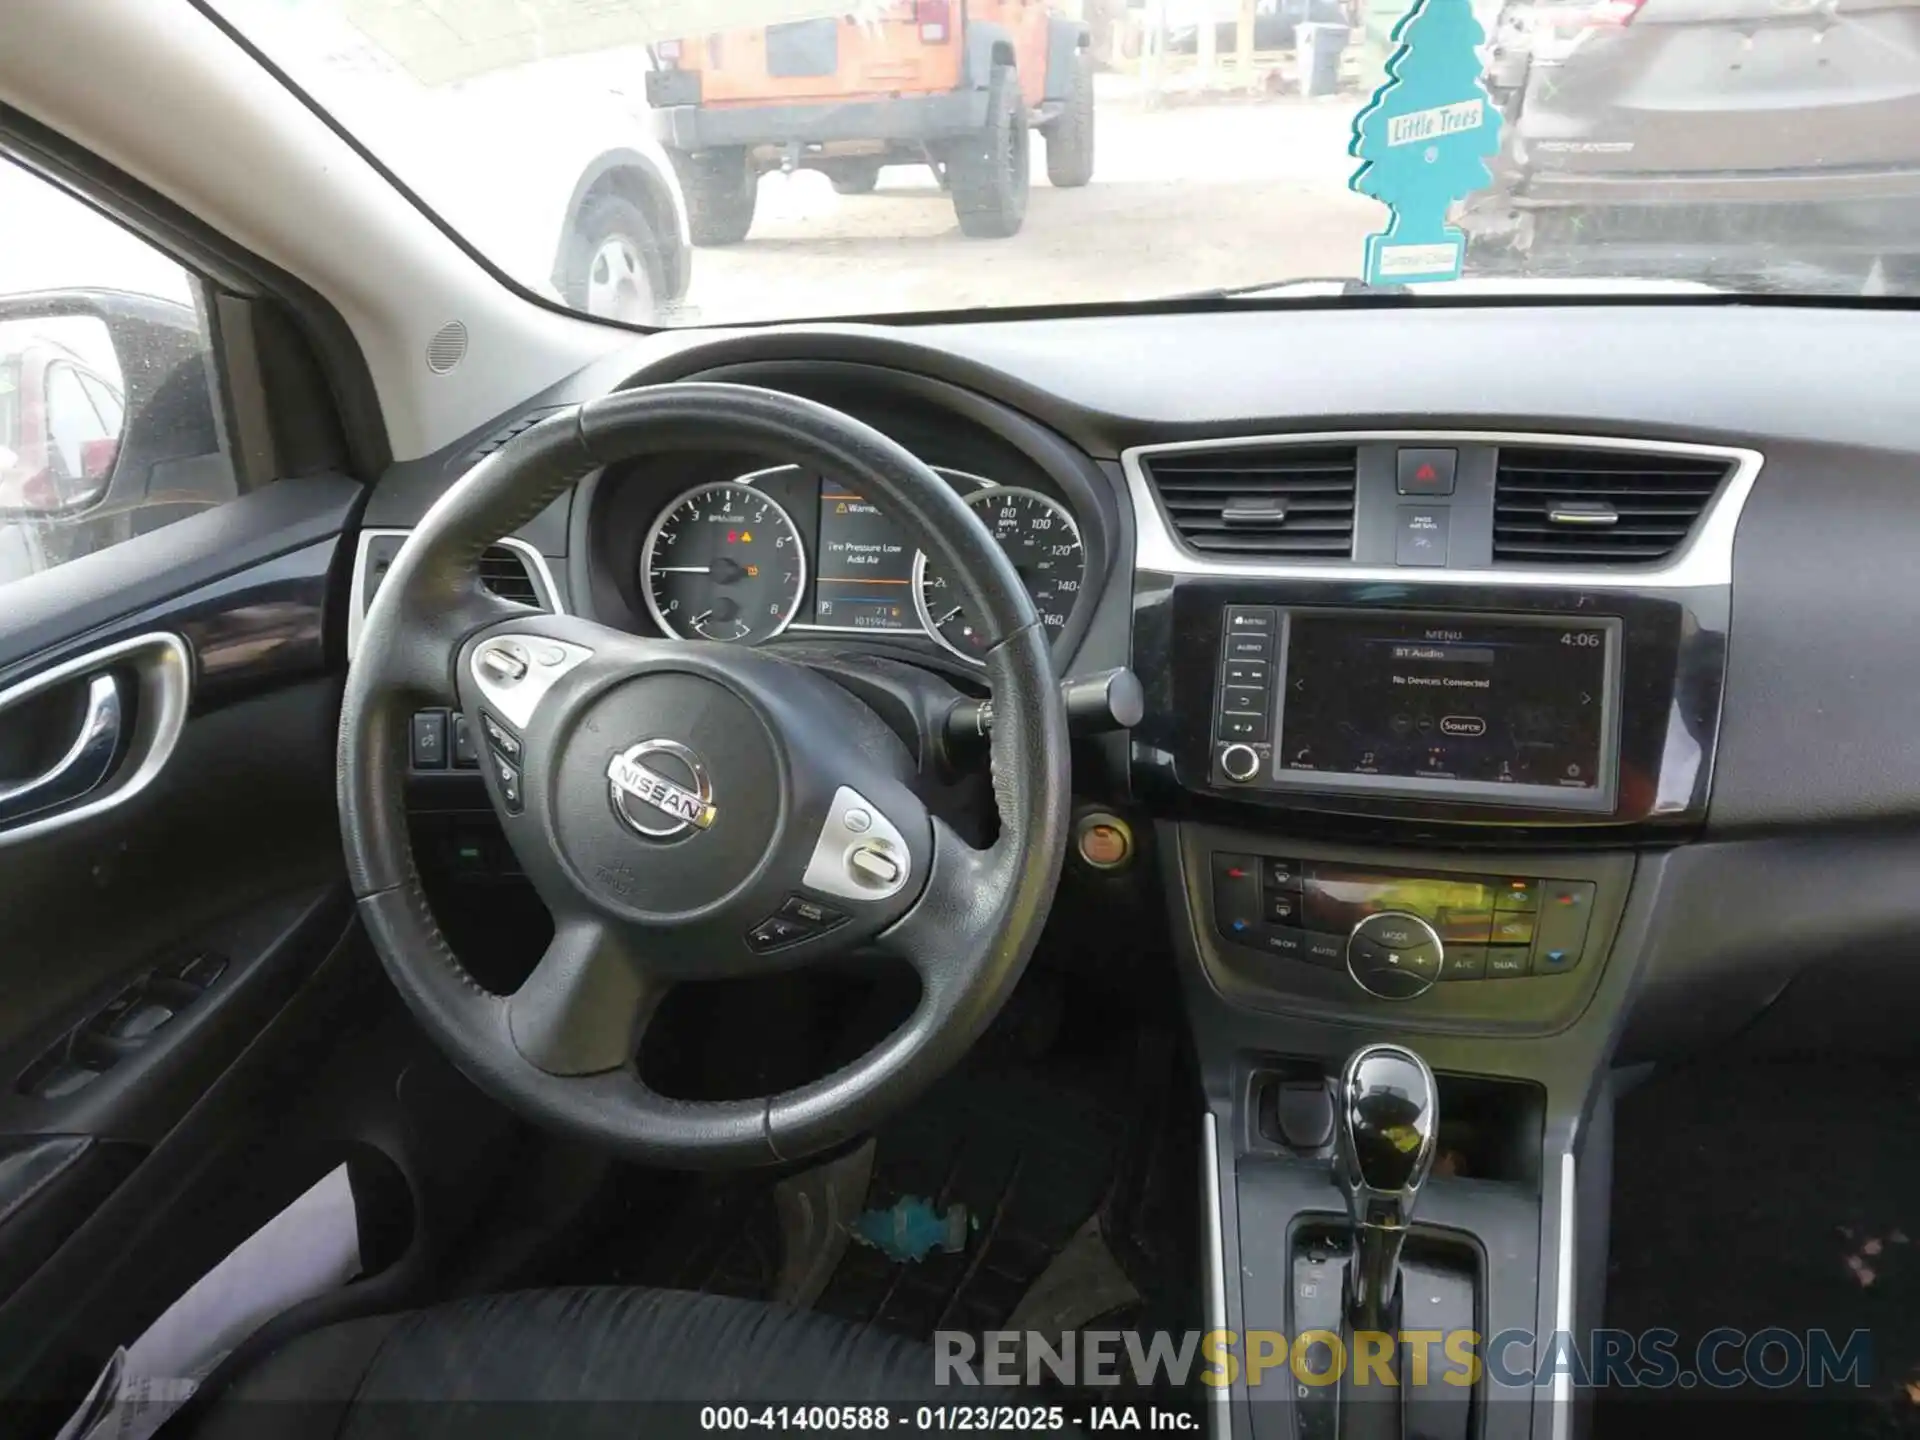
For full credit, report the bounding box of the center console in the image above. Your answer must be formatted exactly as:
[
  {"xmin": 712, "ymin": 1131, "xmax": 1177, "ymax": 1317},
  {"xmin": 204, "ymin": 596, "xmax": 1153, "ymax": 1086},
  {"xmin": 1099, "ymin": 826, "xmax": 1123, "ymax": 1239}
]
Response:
[{"xmin": 1123, "ymin": 431, "xmax": 1749, "ymax": 1440}]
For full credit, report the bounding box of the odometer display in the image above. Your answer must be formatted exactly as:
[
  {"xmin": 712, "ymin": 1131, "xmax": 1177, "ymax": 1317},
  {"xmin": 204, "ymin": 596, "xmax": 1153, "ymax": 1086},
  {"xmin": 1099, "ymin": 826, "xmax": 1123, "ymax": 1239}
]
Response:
[
  {"xmin": 641, "ymin": 481, "xmax": 806, "ymax": 642},
  {"xmin": 913, "ymin": 487, "xmax": 1084, "ymax": 660}
]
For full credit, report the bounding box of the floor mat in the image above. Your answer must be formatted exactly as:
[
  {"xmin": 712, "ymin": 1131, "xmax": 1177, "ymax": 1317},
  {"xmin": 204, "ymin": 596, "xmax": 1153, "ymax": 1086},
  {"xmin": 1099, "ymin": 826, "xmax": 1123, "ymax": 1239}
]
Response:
[
  {"xmin": 589, "ymin": 981, "xmax": 1199, "ymax": 1349},
  {"xmin": 1602, "ymin": 1059, "xmax": 1920, "ymax": 1432}
]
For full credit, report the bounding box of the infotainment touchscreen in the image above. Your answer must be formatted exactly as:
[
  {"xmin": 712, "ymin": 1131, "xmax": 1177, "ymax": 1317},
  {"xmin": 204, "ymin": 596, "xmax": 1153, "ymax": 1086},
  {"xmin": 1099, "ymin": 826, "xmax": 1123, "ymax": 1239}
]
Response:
[{"xmin": 1272, "ymin": 609, "xmax": 1620, "ymax": 808}]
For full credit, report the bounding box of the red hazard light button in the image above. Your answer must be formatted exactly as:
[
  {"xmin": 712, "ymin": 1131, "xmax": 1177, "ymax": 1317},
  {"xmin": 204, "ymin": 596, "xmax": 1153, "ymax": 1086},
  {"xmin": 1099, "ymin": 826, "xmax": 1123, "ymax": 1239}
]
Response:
[{"xmin": 1396, "ymin": 447, "xmax": 1458, "ymax": 496}]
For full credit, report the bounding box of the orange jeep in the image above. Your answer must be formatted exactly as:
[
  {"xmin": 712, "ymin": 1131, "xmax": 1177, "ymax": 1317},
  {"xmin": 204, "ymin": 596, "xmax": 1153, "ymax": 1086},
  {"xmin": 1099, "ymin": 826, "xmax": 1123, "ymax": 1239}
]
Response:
[{"xmin": 646, "ymin": 1, "xmax": 1094, "ymax": 244}]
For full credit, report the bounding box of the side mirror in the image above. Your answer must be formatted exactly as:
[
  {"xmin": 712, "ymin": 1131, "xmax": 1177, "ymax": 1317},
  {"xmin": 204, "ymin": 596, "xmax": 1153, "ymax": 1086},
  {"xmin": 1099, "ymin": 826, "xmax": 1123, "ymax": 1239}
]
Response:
[{"xmin": 0, "ymin": 289, "xmax": 215, "ymax": 525}]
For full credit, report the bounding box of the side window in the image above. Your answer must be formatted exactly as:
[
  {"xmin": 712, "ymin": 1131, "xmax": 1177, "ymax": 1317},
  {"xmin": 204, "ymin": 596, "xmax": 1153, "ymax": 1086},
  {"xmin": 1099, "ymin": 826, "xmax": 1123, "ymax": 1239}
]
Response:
[{"xmin": 0, "ymin": 154, "xmax": 234, "ymax": 587}]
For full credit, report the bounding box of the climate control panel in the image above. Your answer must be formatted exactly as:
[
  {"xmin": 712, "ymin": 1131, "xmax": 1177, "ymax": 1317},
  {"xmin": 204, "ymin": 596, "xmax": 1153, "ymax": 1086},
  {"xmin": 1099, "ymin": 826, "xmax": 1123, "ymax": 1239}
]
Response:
[{"xmin": 1209, "ymin": 852, "xmax": 1596, "ymax": 998}]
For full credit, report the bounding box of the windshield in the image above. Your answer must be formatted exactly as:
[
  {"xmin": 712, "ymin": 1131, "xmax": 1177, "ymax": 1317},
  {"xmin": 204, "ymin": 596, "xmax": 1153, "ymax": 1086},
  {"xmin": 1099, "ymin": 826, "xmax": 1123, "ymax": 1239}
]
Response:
[{"xmin": 211, "ymin": 0, "xmax": 1920, "ymax": 325}]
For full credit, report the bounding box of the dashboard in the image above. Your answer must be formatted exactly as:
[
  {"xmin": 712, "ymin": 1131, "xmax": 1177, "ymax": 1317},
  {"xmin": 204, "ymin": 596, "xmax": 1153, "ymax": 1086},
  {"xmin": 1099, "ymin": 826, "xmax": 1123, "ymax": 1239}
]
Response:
[
  {"xmin": 363, "ymin": 300, "xmax": 1920, "ymax": 1068},
  {"xmin": 567, "ymin": 365, "xmax": 1120, "ymax": 678}
]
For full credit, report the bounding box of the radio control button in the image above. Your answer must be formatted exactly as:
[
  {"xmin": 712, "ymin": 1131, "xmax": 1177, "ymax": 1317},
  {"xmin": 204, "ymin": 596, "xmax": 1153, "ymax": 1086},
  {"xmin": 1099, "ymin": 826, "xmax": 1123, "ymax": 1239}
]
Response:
[
  {"xmin": 1224, "ymin": 607, "xmax": 1276, "ymax": 635},
  {"xmin": 1219, "ymin": 712, "xmax": 1269, "ymax": 742},
  {"xmin": 1220, "ymin": 685, "xmax": 1267, "ymax": 714},
  {"xmin": 1223, "ymin": 659, "xmax": 1269, "ymax": 688},
  {"xmin": 1224, "ymin": 634, "xmax": 1273, "ymax": 662},
  {"xmin": 1219, "ymin": 743, "xmax": 1262, "ymax": 782}
]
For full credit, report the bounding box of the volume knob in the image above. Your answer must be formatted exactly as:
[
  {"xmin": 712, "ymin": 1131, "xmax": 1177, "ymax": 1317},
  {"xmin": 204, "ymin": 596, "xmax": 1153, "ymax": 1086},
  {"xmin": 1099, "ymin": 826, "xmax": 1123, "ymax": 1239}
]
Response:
[{"xmin": 1219, "ymin": 743, "xmax": 1261, "ymax": 783}]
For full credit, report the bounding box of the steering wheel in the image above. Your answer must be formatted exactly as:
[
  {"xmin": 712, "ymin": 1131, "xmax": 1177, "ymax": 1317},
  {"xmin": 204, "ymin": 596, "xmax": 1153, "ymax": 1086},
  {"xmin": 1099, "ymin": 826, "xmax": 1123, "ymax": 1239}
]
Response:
[{"xmin": 338, "ymin": 384, "xmax": 1071, "ymax": 1167}]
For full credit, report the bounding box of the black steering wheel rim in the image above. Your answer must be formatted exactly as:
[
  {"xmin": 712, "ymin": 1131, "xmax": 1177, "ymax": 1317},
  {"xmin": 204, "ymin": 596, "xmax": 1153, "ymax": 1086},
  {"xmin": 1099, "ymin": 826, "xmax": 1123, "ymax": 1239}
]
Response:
[{"xmin": 338, "ymin": 383, "xmax": 1071, "ymax": 1167}]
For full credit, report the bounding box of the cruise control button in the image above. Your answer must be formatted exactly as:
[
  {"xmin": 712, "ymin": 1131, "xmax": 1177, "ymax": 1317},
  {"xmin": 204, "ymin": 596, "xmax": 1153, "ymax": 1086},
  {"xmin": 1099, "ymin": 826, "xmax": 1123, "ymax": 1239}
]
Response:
[
  {"xmin": 1219, "ymin": 711, "xmax": 1269, "ymax": 742},
  {"xmin": 1485, "ymin": 947, "xmax": 1531, "ymax": 979},
  {"xmin": 780, "ymin": 895, "xmax": 847, "ymax": 931}
]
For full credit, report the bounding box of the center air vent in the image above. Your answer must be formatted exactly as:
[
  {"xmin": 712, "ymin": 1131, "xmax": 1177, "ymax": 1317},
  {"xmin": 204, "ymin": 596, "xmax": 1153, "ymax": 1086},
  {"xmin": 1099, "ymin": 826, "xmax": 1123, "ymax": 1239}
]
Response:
[
  {"xmin": 1143, "ymin": 445, "xmax": 1358, "ymax": 558},
  {"xmin": 1494, "ymin": 445, "xmax": 1732, "ymax": 566},
  {"xmin": 478, "ymin": 545, "xmax": 544, "ymax": 607}
]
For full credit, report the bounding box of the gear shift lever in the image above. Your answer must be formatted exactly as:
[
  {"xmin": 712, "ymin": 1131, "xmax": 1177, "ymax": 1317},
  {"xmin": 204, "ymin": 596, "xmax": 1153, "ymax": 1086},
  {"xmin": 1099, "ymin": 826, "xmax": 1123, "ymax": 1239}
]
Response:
[{"xmin": 1334, "ymin": 1044, "xmax": 1439, "ymax": 1331}]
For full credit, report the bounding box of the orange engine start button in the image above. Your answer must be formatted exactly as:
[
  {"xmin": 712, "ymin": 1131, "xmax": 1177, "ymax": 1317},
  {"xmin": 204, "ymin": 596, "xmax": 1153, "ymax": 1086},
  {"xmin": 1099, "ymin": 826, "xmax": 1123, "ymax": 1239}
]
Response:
[{"xmin": 1075, "ymin": 813, "xmax": 1134, "ymax": 871}]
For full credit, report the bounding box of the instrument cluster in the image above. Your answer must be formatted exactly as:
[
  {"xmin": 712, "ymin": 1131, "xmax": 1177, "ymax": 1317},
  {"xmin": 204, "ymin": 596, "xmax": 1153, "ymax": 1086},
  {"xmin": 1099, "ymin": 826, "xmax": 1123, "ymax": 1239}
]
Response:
[{"xmin": 635, "ymin": 463, "xmax": 1087, "ymax": 663}]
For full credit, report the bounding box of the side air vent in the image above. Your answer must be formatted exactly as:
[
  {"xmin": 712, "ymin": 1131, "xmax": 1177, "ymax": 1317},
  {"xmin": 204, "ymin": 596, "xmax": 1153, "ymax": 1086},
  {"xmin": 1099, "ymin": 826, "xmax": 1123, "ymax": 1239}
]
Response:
[
  {"xmin": 478, "ymin": 545, "xmax": 543, "ymax": 607},
  {"xmin": 452, "ymin": 406, "xmax": 568, "ymax": 475},
  {"xmin": 1494, "ymin": 445, "xmax": 1733, "ymax": 565},
  {"xmin": 1142, "ymin": 445, "xmax": 1358, "ymax": 558}
]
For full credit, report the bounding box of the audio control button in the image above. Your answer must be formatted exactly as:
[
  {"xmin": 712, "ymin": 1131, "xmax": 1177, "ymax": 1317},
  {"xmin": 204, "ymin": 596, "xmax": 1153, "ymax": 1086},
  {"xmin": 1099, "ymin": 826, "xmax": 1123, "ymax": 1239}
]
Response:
[
  {"xmin": 1347, "ymin": 911, "xmax": 1443, "ymax": 1000},
  {"xmin": 1219, "ymin": 744, "xmax": 1262, "ymax": 782}
]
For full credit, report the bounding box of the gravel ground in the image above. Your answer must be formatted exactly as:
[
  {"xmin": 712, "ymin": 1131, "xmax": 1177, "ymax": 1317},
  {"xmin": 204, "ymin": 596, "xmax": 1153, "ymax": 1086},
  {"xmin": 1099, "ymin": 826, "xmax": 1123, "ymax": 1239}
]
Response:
[{"xmin": 681, "ymin": 81, "xmax": 1386, "ymax": 325}]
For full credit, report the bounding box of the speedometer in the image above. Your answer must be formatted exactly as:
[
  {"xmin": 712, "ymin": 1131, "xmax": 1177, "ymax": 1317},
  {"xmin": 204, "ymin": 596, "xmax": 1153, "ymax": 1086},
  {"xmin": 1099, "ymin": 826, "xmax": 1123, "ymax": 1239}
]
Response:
[
  {"xmin": 641, "ymin": 481, "xmax": 806, "ymax": 642},
  {"xmin": 913, "ymin": 487, "xmax": 1084, "ymax": 661}
]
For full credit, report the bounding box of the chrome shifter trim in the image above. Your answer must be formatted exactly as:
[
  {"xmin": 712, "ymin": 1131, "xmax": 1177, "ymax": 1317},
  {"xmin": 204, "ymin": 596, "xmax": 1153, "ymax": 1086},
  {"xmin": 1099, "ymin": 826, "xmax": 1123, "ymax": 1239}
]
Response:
[
  {"xmin": 1552, "ymin": 1148, "xmax": 1577, "ymax": 1440},
  {"xmin": 1121, "ymin": 429, "xmax": 1763, "ymax": 589}
]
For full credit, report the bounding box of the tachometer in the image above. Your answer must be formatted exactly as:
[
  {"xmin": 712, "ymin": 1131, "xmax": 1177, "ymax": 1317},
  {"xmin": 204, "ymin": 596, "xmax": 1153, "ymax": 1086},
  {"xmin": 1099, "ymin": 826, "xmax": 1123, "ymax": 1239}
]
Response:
[
  {"xmin": 641, "ymin": 480, "xmax": 806, "ymax": 642},
  {"xmin": 913, "ymin": 487, "xmax": 1084, "ymax": 661}
]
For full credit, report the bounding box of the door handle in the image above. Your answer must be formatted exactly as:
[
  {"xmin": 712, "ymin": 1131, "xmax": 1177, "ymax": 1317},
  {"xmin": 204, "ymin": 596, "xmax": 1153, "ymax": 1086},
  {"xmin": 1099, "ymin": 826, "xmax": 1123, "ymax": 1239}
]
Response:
[{"xmin": 0, "ymin": 673, "xmax": 123, "ymax": 826}]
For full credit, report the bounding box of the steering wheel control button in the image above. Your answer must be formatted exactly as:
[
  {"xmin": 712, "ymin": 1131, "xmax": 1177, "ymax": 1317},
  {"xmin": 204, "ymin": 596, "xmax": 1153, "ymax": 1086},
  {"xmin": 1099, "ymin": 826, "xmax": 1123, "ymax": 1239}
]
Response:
[
  {"xmin": 410, "ymin": 710, "xmax": 448, "ymax": 770},
  {"xmin": 802, "ymin": 787, "xmax": 912, "ymax": 902},
  {"xmin": 779, "ymin": 895, "xmax": 847, "ymax": 931},
  {"xmin": 606, "ymin": 739, "xmax": 717, "ymax": 840},
  {"xmin": 849, "ymin": 844, "xmax": 902, "ymax": 886},
  {"xmin": 1396, "ymin": 447, "xmax": 1458, "ymax": 496},
  {"xmin": 1219, "ymin": 743, "xmax": 1262, "ymax": 782},
  {"xmin": 479, "ymin": 642, "xmax": 530, "ymax": 683},
  {"xmin": 469, "ymin": 634, "xmax": 593, "ymax": 730},
  {"xmin": 491, "ymin": 754, "xmax": 524, "ymax": 814},
  {"xmin": 480, "ymin": 713, "xmax": 522, "ymax": 763},
  {"xmin": 748, "ymin": 915, "xmax": 813, "ymax": 952},
  {"xmin": 1346, "ymin": 911, "xmax": 1443, "ymax": 999}
]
